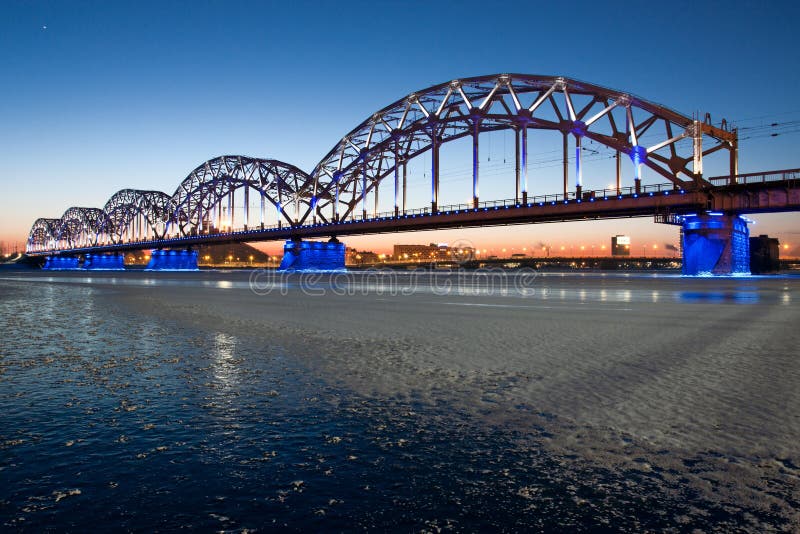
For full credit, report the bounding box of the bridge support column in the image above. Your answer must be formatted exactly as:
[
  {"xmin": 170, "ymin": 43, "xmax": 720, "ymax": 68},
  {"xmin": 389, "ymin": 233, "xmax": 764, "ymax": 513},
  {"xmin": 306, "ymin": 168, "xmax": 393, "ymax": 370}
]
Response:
[
  {"xmin": 472, "ymin": 120, "xmax": 480, "ymax": 209},
  {"xmin": 515, "ymin": 127, "xmax": 521, "ymax": 202},
  {"xmin": 145, "ymin": 249, "xmax": 199, "ymax": 271},
  {"xmin": 575, "ymin": 134, "xmax": 583, "ymax": 195},
  {"xmin": 520, "ymin": 125, "xmax": 528, "ymax": 203},
  {"xmin": 393, "ymin": 140, "xmax": 400, "ymax": 217},
  {"xmin": 681, "ymin": 214, "xmax": 750, "ymax": 276},
  {"xmin": 402, "ymin": 162, "xmax": 407, "ymax": 213},
  {"xmin": 361, "ymin": 162, "xmax": 368, "ymax": 220},
  {"xmin": 562, "ymin": 132, "xmax": 568, "ymax": 197},
  {"xmin": 431, "ymin": 125, "xmax": 440, "ymax": 212},
  {"xmin": 278, "ymin": 238, "xmax": 345, "ymax": 271},
  {"xmin": 83, "ymin": 253, "xmax": 125, "ymax": 271},
  {"xmin": 42, "ymin": 256, "xmax": 81, "ymax": 270}
]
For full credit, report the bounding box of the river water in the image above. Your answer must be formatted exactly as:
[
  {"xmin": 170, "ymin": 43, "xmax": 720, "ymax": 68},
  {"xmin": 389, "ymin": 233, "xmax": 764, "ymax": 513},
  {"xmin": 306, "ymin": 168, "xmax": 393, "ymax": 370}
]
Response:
[{"xmin": 1, "ymin": 271, "xmax": 798, "ymax": 531}]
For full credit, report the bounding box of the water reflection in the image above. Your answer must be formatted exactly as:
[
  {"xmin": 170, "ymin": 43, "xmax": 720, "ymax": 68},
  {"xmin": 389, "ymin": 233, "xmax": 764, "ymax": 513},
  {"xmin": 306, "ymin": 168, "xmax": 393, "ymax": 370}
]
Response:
[
  {"xmin": 3, "ymin": 272, "xmax": 797, "ymax": 308},
  {"xmin": 1, "ymin": 273, "xmax": 798, "ymax": 531},
  {"xmin": 677, "ymin": 291, "xmax": 760, "ymax": 303},
  {"xmin": 212, "ymin": 332, "xmax": 240, "ymax": 391}
]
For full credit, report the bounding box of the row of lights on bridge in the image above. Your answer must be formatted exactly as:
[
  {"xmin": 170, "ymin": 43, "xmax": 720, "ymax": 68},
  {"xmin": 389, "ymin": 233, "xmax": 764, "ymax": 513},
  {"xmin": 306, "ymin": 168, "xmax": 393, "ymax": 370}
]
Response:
[{"xmin": 35, "ymin": 188, "xmax": 689, "ymax": 253}]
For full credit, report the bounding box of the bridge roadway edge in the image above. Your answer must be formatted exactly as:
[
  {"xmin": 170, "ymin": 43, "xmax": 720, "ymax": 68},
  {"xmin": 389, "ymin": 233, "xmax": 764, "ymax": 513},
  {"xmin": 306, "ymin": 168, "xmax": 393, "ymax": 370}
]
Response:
[{"xmin": 29, "ymin": 191, "xmax": 711, "ymax": 257}]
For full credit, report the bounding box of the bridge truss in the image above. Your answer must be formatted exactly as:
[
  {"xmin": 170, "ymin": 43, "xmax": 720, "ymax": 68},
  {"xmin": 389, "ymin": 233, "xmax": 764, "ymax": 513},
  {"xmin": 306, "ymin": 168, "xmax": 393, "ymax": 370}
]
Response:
[{"xmin": 28, "ymin": 74, "xmax": 743, "ymax": 254}]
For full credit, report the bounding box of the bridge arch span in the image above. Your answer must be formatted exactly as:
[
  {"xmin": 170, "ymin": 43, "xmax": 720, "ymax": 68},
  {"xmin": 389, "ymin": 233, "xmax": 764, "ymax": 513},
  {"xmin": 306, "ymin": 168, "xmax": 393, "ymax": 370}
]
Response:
[
  {"xmin": 27, "ymin": 218, "xmax": 61, "ymax": 253},
  {"xmin": 304, "ymin": 73, "xmax": 737, "ymax": 223},
  {"xmin": 25, "ymin": 73, "xmax": 749, "ymax": 257},
  {"xmin": 103, "ymin": 189, "xmax": 175, "ymax": 243},
  {"xmin": 170, "ymin": 155, "xmax": 317, "ymax": 235},
  {"xmin": 55, "ymin": 207, "xmax": 109, "ymax": 249}
]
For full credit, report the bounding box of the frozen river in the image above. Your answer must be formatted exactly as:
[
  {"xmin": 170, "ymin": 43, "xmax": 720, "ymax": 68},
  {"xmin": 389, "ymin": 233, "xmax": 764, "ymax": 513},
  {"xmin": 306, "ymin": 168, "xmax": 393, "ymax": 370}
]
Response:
[{"xmin": 1, "ymin": 270, "xmax": 798, "ymax": 531}]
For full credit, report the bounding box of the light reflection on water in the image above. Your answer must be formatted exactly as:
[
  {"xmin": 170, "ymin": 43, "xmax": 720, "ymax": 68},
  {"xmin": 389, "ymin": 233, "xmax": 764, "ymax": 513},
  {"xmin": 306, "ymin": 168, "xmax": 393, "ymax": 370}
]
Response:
[
  {"xmin": 212, "ymin": 332, "xmax": 240, "ymax": 391},
  {"xmin": 677, "ymin": 291, "xmax": 761, "ymax": 303},
  {"xmin": 2, "ymin": 272, "xmax": 796, "ymax": 305}
]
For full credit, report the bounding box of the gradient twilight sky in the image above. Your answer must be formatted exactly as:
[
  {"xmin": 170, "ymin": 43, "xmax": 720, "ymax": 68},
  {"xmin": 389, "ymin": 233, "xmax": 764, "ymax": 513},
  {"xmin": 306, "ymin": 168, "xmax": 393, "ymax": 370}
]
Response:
[{"xmin": 2, "ymin": 0, "xmax": 799, "ymax": 256}]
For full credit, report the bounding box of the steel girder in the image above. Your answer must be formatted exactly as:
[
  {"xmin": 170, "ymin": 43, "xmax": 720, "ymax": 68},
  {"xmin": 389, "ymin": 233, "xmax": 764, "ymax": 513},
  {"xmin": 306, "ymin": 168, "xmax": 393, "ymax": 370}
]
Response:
[
  {"xmin": 26, "ymin": 73, "xmax": 740, "ymax": 253},
  {"xmin": 26, "ymin": 156, "xmax": 315, "ymax": 251},
  {"xmin": 170, "ymin": 155, "xmax": 316, "ymax": 233},
  {"xmin": 303, "ymin": 73, "xmax": 737, "ymax": 223},
  {"xmin": 103, "ymin": 189, "xmax": 175, "ymax": 242},
  {"xmin": 56, "ymin": 207, "xmax": 109, "ymax": 248},
  {"xmin": 27, "ymin": 218, "xmax": 61, "ymax": 252}
]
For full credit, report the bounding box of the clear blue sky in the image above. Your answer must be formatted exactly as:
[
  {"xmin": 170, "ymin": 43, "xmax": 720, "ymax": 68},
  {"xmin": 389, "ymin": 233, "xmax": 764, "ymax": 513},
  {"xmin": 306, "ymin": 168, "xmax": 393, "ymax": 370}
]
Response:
[{"xmin": 2, "ymin": 0, "xmax": 799, "ymax": 255}]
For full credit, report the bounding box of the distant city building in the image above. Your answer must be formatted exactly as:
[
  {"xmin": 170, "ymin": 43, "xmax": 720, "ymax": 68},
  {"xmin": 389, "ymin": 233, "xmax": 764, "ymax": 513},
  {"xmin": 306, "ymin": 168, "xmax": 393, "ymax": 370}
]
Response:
[
  {"xmin": 346, "ymin": 248, "xmax": 381, "ymax": 265},
  {"xmin": 124, "ymin": 243, "xmax": 271, "ymax": 266},
  {"xmin": 393, "ymin": 243, "xmax": 475, "ymax": 262},
  {"xmin": 393, "ymin": 243, "xmax": 439, "ymax": 260},
  {"xmin": 749, "ymin": 235, "xmax": 780, "ymax": 274},
  {"xmin": 611, "ymin": 235, "xmax": 631, "ymax": 256},
  {"xmin": 196, "ymin": 243, "xmax": 271, "ymax": 265}
]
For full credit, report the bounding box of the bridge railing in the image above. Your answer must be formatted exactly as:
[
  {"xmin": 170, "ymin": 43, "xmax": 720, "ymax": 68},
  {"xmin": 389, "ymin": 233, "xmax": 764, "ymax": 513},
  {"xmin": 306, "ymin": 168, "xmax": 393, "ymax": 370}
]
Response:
[
  {"xmin": 344, "ymin": 182, "xmax": 685, "ymax": 223},
  {"xmin": 708, "ymin": 168, "xmax": 800, "ymax": 187},
  {"xmin": 86, "ymin": 222, "xmax": 287, "ymax": 247},
  {"xmin": 29, "ymin": 181, "xmax": 694, "ymax": 252}
]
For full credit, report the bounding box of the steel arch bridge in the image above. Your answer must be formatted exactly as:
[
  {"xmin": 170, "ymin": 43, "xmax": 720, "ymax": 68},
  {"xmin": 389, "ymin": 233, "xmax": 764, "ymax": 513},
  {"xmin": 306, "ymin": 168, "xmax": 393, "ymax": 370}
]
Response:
[
  {"xmin": 26, "ymin": 73, "xmax": 800, "ymax": 257},
  {"xmin": 306, "ymin": 73, "xmax": 736, "ymax": 222}
]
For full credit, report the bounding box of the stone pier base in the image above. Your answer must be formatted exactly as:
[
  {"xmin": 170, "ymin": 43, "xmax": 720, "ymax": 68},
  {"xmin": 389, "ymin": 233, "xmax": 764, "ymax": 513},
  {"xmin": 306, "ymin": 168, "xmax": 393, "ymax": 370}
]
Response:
[
  {"xmin": 83, "ymin": 253, "xmax": 126, "ymax": 271},
  {"xmin": 42, "ymin": 256, "xmax": 81, "ymax": 270},
  {"xmin": 145, "ymin": 249, "xmax": 199, "ymax": 271},
  {"xmin": 682, "ymin": 214, "xmax": 750, "ymax": 276},
  {"xmin": 278, "ymin": 239, "xmax": 345, "ymax": 271}
]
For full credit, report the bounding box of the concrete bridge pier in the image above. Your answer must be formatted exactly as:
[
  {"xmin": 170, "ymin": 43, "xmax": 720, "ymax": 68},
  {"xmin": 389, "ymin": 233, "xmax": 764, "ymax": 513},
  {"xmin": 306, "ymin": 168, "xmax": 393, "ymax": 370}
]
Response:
[
  {"xmin": 278, "ymin": 237, "xmax": 346, "ymax": 271},
  {"xmin": 42, "ymin": 256, "xmax": 81, "ymax": 270},
  {"xmin": 681, "ymin": 213, "xmax": 750, "ymax": 275},
  {"xmin": 145, "ymin": 249, "xmax": 199, "ymax": 271},
  {"xmin": 83, "ymin": 253, "xmax": 125, "ymax": 270}
]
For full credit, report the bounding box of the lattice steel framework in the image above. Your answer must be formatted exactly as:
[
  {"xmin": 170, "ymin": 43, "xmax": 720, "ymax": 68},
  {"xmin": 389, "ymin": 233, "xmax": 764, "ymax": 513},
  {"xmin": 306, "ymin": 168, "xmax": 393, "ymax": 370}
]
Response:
[
  {"xmin": 171, "ymin": 155, "xmax": 316, "ymax": 234},
  {"xmin": 305, "ymin": 74, "xmax": 737, "ymax": 222},
  {"xmin": 103, "ymin": 189, "xmax": 175, "ymax": 242},
  {"xmin": 27, "ymin": 73, "xmax": 739, "ymax": 253},
  {"xmin": 55, "ymin": 207, "xmax": 109, "ymax": 249},
  {"xmin": 27, "ymin": 218, "xmax": 61, "ymax": 252}
]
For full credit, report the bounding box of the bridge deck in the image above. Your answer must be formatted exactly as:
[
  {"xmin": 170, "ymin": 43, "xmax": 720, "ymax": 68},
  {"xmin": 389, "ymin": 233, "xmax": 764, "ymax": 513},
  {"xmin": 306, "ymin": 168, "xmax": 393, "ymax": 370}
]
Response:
[{"xmin": 29, "ymin": 177, "xmax": 800, "ymax": 256}]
